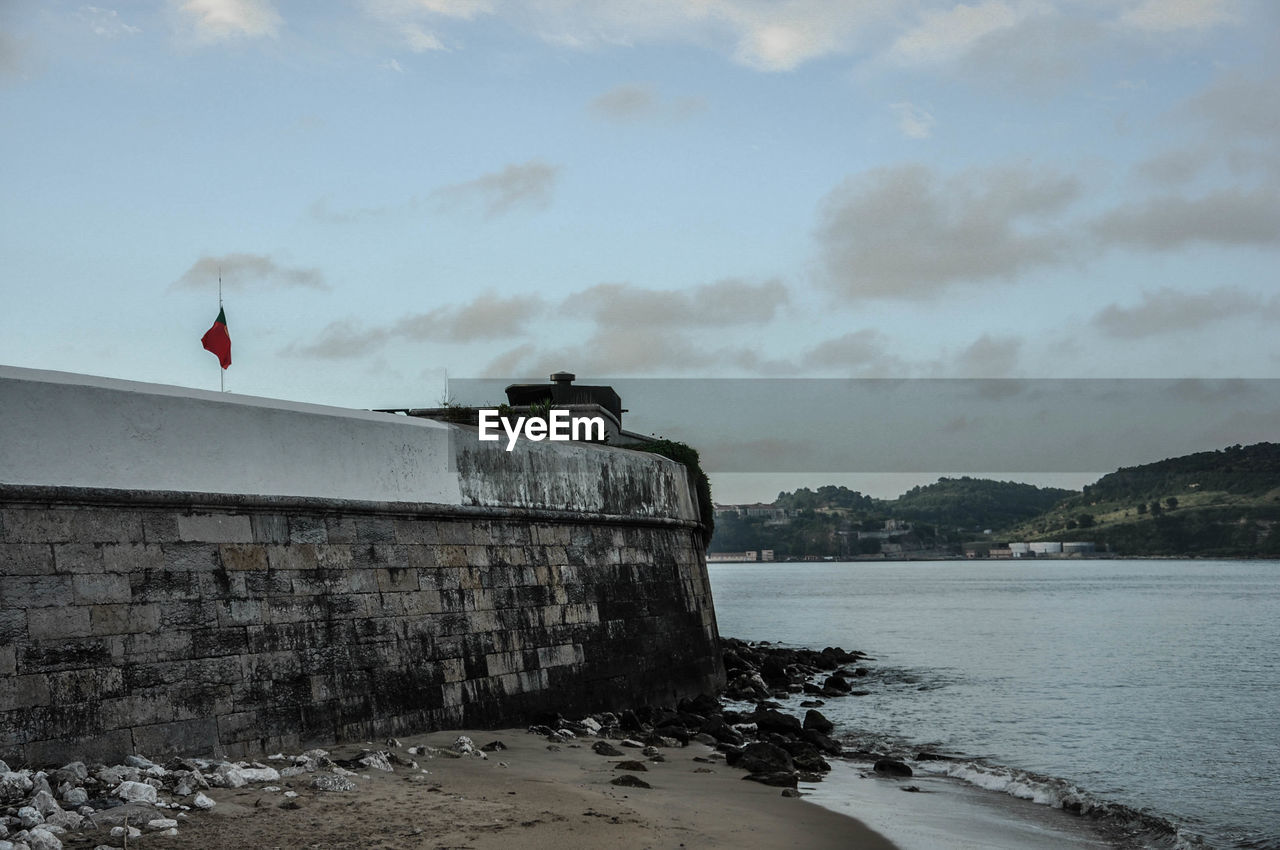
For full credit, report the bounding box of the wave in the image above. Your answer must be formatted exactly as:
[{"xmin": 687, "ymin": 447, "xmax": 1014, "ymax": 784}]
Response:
[{"xmin": 913, "ymin": 759, "xmax": 1207, "ymax": 849}]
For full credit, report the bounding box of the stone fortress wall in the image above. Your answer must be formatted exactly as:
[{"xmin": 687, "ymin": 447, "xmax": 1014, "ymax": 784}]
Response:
[{"xmin": 0, "ymin": 367, "xmax": 724, "ymax": 766}]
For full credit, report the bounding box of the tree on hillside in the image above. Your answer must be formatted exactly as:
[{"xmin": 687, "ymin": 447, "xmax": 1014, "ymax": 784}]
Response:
[{"xmin": 1166, "ymin": 497, "xmax": 1178, "ymax": 510}]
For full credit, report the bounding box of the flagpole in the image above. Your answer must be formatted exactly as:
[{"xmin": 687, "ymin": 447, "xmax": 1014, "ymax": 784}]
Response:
[{"xmin": 218, "ymin": 268, "xmax": 224, "ymax": 393}]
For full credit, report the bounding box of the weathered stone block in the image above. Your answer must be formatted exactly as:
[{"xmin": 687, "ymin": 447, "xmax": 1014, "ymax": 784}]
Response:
[
  {"xmin": 267, "ymin": 544, "xmax": 318, "ymax": 571},
  {"xmin": 288, "ymin": 516, "xmax": 328, "ymax": 544},
  {"xmin": 133, "ymin": 717, "xmax": 220, "ymax": 757},
  {"xmin": 0, "ymin": 644, "xmax": 14, "ymax": 675},
  {"xmin": 25, "ymin": 728, "xmax": 134, "ymax": 767},
  {"xmin": 0, "ymin": 543, "xmax": 54, "ymax": 575},
  {"xmin": 323, "ymin": 516, "xmax": 356, "ymax": 543},
  {"xmin": 375, "ymin": 567, "xmax": 419, "ymax": 593},
  {"xmin": 72, "ymin": 572, "xmax": 131, "ymax": 604},
  {"xmin": 28, "ymin": 605, "xmax": 92, "ymax": 639},
  {"xmin": 0, "ymin": 508, "xmax": 73, "ymax": 543},
  {"xmin": 219, "ymin": 544, "xmax": 268, "ymax": 571},
  {"xmin": 52, "ymin": 543, "xmax": 103, "ymax": 574},
  {"xmin": 251, "ymin": 514, "xmax": 289, "ymax": 543},
  {"xmin": 90, "ymin": 603, "xmax": 161, "ymax": 636},
  {"xmin": 177, "ymin": 513, "xmax": 253, "ymax": 543},
  {"xmin": 101, "ymin": 542, "xmax": 165, "ymax": 573},
  {"xmin": 0, "ymin": 673, "xmax": 51, "ymax": 710},
  {"xmin": 47, "ymin": 666, "xmax": 124, "ymax": 703},
  {"xmin": 354, "ymin": 517, "xmax": 396, "ymax": 544},
  {"xmin": 393, "ymin": 519, "xmax": 439, "ymax": 544}
]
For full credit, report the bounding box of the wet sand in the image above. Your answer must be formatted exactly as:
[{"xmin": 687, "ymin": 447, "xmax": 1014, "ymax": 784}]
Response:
[{"xmin": 73, "ymin": 729, "xmax": 896, "ymax": 850}]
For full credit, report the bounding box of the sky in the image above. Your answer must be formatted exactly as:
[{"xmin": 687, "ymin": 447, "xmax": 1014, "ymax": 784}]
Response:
[{"xmin": 2, "ymin": 0, "xmax": 1278, "ymax": 500}]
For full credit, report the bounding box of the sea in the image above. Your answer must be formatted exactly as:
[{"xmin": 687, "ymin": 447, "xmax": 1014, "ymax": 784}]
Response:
[{"xmin": 707, "ymin": 559, "xmax": 1280, "ymax": 850}]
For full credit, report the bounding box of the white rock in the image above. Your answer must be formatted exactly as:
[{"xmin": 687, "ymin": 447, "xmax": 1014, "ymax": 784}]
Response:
[
  {"xmin": 112, "ymin": 780, "xmax": 158, "ymax": 804},
  {"xmin": 210, "ymin": 764, "xmax": 247, "ymax": 788},
  {"xmin": 621, "ymin": 739, "xmax": 646, "ymax": 748},
  {"xmin": 580, "ymin": 717, "xmax": 602, "ymax": 734},
  {"xmin": 109, "ymin": 826, "xmax": 142, "ymax": 840},
  {"xmin": 1, "ymin": 772, "xmax": 34, "ymax": 796},
  {"xmin": 60, "ymin": 788, "xmax": 87, "ymax": 807},
  {"xmin": 17, "ymin": 807, "xmax": 43, "ymax": 829},
  {"xmin": 24, "ymin": 828, "xmax": 61, "ymax": 850},
  {"xmin": 0, "ymin": 759, "xmax": 9, "ymax": 772},
  {"xmin": 356, "ymin": 752, "xmax": 392, "ymax": 772},
  {"xmin": 193, "ymin": 792, "xmax": 216, "ymax": 810},
  {"xmin": 146, "ymin": 818, "xmax": 178, "ymax": 830},
  {"xmin": 452, "ymin": 736, "xmax": 475, "ymax": 754},
  {"xmin": 283, "ymin": 791, "xmax": 298, "ymax": 798},
  {"xmin": 267, "ymin": 753, "xmax": 286, "ymax": 760},
  {"xmin": 237, "ymin": 767, "xmax": 280, "ymax": 783},
  {"xmin": 163, "ymin": 828, "xmax": 178, "ymax": 836}
]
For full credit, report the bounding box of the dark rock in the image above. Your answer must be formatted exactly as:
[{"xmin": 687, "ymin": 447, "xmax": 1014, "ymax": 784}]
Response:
[
  {"xmin": 480, "ymin": 741, "xmax": 507, "ymax": 752},
  {"xmin": 743, "ymin": 771, "xmax": 798, "ymax": 788},
  {"xmin": 822, "ymin": 675, "xmax": 852, "ymax": 693},
  {"xmin": 781, "ymin": 788, "xmax": 802, "ymax": 798},
  {"xmin": 614, "ymin": 760, "xmax": 648, "ymax": 772},
  {"xmin": 618, "ymin": 709, "xmax": 644, "ymax": 732},
  {"xmin": 803, "ymin": 709, "xmax": 833, "ymax": 734},
  {"xmin": 873, "ymin": 759, "xmax": 913, "ymax": 778},
  {"xmin": 801, "ymin": 729, "xmax": 842, "ymax": 756},
  {"xmin": 611, "ymin": 775, "xmax": 651, "ymax": 789},
  {"xmin": 679, "ymin": 694, "xmax": 722, "ymax": 717},
  {"xmin": 726, "ymin": 742, "xmax": 793, "ymax": 774},
  {"xmin": 592, "ymin": 741, "xmax": 623, "ymax": 757},
  {"xmin": 915, "ymin": 751, "xmax": 960, "ymax": 762},
  {"xmin": 901, "ymin": 785, "xmax": 922, "ymax": 793},
  {"xmin": 752, "ymin": 708, "xmax": 802, "ymax": 736},
  {"xmin": 699, "ymin": 716, "xmax": 745, "ymax": 746},
  {"xmin": 691, "ymin": 733, "xmax": 718, "ymax": 746}
]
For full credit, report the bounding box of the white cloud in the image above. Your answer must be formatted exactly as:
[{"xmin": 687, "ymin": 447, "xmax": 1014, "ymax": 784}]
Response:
[
  {"xmin": 400, "ymin": 23, "xmax": 445, "ymax": 51},
  {"xmin": 179, "ymin": 0, "xmax": 282, "ymax": 40},
  {"xmin": 889, "ymin": 1, "xmax": 1042, "ymax": 65},
  {"xmin": 588, "ymin": 84, "xmax": 706, "ymax": 124},
  {"xmin": 815, "ymin": 163, "xmax": 1080, "ymax": 299},
  {"xmin": 172, "ymin": 253, "xmax": 328, "ymax": 291},
  {"xmin": 78, "ymin": 6, "xmax": 142, "ymax": 38},
  {"xmin": 1119, "ymin": 0, "xmax": 1238, "ymax": 32},
  {"xmin": 890, "ymin": 101, "xmax": 934, "ymax": 139},
  {"xmin": 380, "ymin": 58, "xmax": 405, "ymax": 72},
  {"xmin": 1094, "ymin": 287, "xmax": 1280, "ymax": 338},
  {"xmin": 432, "ymin": 159, "xmax": 560, "ymax": 217}
]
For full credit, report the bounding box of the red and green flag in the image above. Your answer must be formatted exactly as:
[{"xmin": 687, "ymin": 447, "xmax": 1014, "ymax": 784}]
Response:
[{"xmin": 201, "ymin": 307, "xmax": 232, "ymax": 369}]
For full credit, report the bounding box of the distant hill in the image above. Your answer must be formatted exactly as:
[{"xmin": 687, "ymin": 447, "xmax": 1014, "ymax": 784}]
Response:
[
  {"xmin": 711, "ymin": 477, "xmax": 1076, "ymax": 558},
  {"xmin": 891, "ymin": 477, "xmax": 1074, "ymax": 531},
  {"xmin": 1008, "ymin": 443, "xmax": 1280, "ymax": 556}
]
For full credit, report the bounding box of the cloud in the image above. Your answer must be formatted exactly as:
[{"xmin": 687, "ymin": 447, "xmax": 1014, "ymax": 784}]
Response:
[
  {"xmin": 172, "ymin": 253, "xmax": 329, "ymax": 291},
  {"xmin": 432, "ymin": 160, "xmax": 559, "ymax": 217},
  {"xmin": 890, "ymin": 101, "xmax": 934, "ymax": 139},
  {"xmin": 282, "ymin": 293, "xmax": 547, "ymax": 359},
  {"xmin": 951, "ymin": 334, "xmax": 1022, "ymax": 377},
  {"xmin": 588, "ymin": 84, "xmax": 706, "ymax": 124},
  {"xmin": 361, "ymin": 0, "xmax": 893, "ymax": 72},
  {"xmin": 800, "ymin": 330, "xmax": 893, "ymax": 371},
  {"xmin": 889, "ymin": 1, "xmax": 1042, "ymax": 65},
  {"xmin": 380, "ymin": 58, "xmax": 405, "ymax": 72},
  {"xmin": 1119, "ymin": 0, "xmax": 1239, "ymax": 32},
  {"xmin": 1093, "ymin": 188, "xmax": 1280, "ymax": 249},
  {"xmin": 1094, "ymin": 287, "xmax": 1280, "ymax": 338},
  {"xmin": 0, "ymin": 31, "xmax": 23, "ymax": 78},
  {"xmin": 815, "ymin": 163, "xmax": 1080, "ymax": 299},
  {"xmin": 573, "ymin": 278, "xmax": 788, "ymax": 329},
  {"xmin": 78, "ymin": 6, "xmax": 142, "ymax": 38},
  {"xmin": 400, "ymin": 23, "xmax": 445, "ymax": 51},
  {"xmin": 179, "ymin": 0, "xmax": 282, "ymax": 40}
]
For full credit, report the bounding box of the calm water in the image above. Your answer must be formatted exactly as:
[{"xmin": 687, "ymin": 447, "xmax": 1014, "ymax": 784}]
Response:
[{"xmin": 708, "ymin": 560, "xmax": 1280, "ymax": 849}]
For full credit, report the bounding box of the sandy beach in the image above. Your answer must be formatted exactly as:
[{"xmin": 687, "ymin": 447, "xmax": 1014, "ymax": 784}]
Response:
[{"xmin": 54, "ymin": 729, "xmax": 895, "ymax": 850}]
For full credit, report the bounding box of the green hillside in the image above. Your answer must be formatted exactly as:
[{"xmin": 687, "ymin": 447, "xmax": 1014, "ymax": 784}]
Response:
[
  {"xmin": 1007, "ymin": 443, "xmax": 1280, "ymax": 556},
  {"xmin": 891, "ymin": 477, "xmax": 1074, "ymax": 530}
]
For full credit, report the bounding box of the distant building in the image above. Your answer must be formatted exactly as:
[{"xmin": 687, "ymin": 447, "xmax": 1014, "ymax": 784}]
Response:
[
  {"xmin": 707, "ymin": 551, "xmax": 759, "ymax": 562},
  {"xmin": 760, "ymin": 549, "xmax": 775, "ymax": 562}
]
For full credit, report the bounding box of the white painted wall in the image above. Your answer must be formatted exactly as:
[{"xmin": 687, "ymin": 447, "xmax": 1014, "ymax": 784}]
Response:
[
  {"xmin": 0, "ymin": 366, "xmax": 698, "ymax": 520},
  {"xmin": 0, "ymin": 366, "xmax": 462, "ymax": 504}
]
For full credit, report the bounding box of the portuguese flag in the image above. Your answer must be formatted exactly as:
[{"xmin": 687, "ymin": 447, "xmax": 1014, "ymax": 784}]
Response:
[{"xmin": 201, "ymin": 307, "xmax": 232, "ymax": 369}]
